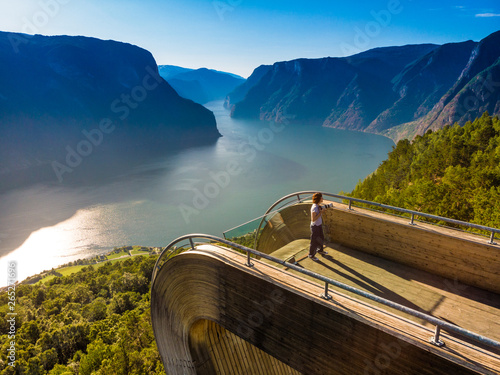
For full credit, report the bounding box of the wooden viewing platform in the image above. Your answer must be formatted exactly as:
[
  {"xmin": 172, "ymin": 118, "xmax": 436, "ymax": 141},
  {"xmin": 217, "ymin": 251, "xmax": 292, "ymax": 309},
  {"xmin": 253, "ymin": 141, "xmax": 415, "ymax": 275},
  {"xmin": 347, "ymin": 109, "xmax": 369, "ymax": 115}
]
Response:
[
  {"xmin": 262, "ymin": 238, "xmax": 500, "ymax": 344},
  {"xmin": 151, "ymin": 197, "xmax": 500, "ymax": 374}
]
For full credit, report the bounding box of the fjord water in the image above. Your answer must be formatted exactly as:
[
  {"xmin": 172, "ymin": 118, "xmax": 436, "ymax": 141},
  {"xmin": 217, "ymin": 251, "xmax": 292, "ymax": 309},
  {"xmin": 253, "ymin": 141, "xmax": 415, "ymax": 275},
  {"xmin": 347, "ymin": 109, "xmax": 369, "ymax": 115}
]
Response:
[{"xmin": 0, "ymin": 101, "xmax": 394, "ymax": 283}]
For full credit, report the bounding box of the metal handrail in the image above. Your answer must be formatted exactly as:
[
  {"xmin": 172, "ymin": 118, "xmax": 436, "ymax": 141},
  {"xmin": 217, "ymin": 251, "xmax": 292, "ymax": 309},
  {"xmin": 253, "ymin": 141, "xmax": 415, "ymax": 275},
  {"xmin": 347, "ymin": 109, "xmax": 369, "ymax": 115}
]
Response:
[
  {"xmin": 151, "ymin": 233, "xmax": 500, "ymax": 351},
  {"xmin": 222, "ymin": 199, "xmax": 308, "ymax": 240},
  {"xmin": 253, "ymin": 192, "xmax": 312, "ymax": 249},
  {"xmin": 251, "ymin": 191, "xmax": 500, "ymax": 249}
]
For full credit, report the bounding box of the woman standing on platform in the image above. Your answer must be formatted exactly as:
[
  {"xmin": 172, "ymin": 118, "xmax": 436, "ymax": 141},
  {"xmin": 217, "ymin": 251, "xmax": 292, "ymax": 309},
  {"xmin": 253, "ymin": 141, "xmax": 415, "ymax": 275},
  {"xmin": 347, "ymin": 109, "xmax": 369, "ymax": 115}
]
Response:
[{"xmin": 309, "ymin": 192, "xmax": 328, "ymax": 261}]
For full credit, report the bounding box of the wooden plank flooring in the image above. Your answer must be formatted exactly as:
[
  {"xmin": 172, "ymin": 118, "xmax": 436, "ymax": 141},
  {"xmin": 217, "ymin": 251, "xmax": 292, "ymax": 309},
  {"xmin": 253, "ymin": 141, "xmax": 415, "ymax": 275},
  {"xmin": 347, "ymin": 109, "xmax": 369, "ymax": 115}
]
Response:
[
  {"xmin": 259, "ymin": 238, "xmax": 500, "ymax": 345},
  {"xmin": 322, "ymin": 203, "xmax": 500, "ymax": 294},
  {"xmin": 194, "ymin": 245, "xmax": 500, "ymax": 374}
]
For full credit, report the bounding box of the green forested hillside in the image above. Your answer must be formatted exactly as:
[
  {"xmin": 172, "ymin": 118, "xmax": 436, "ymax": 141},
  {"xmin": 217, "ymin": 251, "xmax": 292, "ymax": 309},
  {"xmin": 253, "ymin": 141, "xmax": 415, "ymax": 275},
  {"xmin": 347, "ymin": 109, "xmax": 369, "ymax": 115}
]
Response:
[
  {"xmin": 348, "ymin": 112, "xmax": 500, "ymax": 229},
  {"xmin": 0, "ymin": 255, "xmax": 164, "ymax": 375}
]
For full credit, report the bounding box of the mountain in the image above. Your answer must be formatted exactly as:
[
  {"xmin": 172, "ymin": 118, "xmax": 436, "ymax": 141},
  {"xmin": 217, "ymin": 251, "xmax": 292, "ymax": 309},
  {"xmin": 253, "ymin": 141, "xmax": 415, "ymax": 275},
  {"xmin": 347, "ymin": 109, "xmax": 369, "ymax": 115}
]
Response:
[
  {"xmin": 158, "ymin": 65, "xmax": 245, "ymax": 104},
  {"xmin": 230, "ymin": 44, "xmax": 438, "ymax": 127},
  {"xmin": 0, "ymin": 32, "xmax": 220, "ymax": 189},
  {"xmin": 158, "ymin": 65, "xmax": 193, "ymax": 80},
  {"xmin": 368, "ymin": 40, "xmax": 477, "ymax": 133},
  {"xmin": 230, "ymin": 30, "xmax": 500, "ymax": 141},
  {"xmin": 410, "ymin": 31, "xmax": 500, "ymax": 136},
  {"xmin": 224, "ymin": 64, "xmax": 272, "ymax": 109},
  {"xmin": 348, "ymin": 113, "xmax": 500, "ymax": 229}
]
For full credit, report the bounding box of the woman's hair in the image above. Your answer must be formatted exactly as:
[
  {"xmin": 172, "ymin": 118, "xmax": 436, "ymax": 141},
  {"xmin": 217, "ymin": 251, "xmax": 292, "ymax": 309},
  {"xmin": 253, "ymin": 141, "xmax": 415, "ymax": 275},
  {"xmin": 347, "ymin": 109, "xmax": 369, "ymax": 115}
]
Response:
[{"xmin": 312, "ymin": 192, "xmax": 322, "ymax": 204}]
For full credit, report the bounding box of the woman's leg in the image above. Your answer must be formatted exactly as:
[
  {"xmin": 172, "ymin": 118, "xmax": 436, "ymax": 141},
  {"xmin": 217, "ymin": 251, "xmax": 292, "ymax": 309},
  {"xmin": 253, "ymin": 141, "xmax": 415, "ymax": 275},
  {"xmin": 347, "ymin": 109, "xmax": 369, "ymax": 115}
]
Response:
[{"xmin": 309, "ymin": 226, "xmax": 320, "ymax": 257}]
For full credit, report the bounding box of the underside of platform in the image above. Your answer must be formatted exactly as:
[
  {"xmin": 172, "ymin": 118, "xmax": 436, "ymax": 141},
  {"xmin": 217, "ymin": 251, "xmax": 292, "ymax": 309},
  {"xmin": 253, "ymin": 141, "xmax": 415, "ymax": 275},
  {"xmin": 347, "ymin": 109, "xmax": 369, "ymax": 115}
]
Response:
[{"xmin": 151, "ymin": 245, "xmax": 500, "ymax": 374}]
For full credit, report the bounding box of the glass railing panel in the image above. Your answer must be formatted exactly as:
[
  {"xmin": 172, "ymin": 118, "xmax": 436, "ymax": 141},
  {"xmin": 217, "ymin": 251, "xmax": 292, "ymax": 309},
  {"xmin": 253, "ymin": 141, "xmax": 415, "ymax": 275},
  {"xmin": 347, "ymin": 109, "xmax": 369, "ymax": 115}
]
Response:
[
  {"xmin": 223, "ymin": 194, "xmax": 312, "ymax": 249},
  {"xmin": 223, "ymin": 215, "xmax": 262, "ymax": 248}
]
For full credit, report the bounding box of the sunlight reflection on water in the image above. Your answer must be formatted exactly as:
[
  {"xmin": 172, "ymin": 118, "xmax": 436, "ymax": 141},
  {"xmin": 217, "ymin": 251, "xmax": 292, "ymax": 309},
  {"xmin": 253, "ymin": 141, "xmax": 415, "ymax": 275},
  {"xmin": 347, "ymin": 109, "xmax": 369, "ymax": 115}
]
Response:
[
  {"xmin": 0, "ymin": 101, "xmax": 394, "ymax": 285},
  {"xmin": 0, "ymin": 204, "xmax": 131, "ymax": 283}
]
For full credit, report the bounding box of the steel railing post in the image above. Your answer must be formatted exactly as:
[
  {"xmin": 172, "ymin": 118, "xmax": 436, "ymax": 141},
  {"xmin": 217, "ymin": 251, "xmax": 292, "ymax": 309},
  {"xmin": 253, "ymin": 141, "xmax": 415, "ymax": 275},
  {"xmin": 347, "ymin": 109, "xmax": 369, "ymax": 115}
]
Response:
[
  {"xmin": 246, "ymin": 251, "xmax": 254, "ymax": 267},
  {"xmin": 430, "ymin": 325, "xmax": 445, "ymax": 347},
  {"xmin": 321, "ymin": 281, "xmax": 332, "ymax": 300},
  {"xmin": 409, "ymin": 213, "xmax": 415, "ymax": 225}
]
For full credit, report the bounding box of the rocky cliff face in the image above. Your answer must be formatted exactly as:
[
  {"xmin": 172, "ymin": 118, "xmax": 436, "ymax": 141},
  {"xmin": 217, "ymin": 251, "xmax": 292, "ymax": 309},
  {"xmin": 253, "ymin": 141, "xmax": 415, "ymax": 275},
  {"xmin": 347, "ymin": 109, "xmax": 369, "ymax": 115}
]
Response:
[
  {"xmin": 230, "ymin": 30, "xmax": 500, "ymax": 141},
  {"xmin": 224, "ymin": 64, "xmax": 272, "ymax": 109},
  {"xmin": 0, "ymin": 32, "xmax": 220, "ymax": 188},
  {"xmin": 367, "ymin": 40, "xmax": 477, "ymax": 133},
  {"xmin": 415, "ymin": 31, "xmax": 500, "ymax": 135},
  {"xmin": 230, "ymin": 44, "xmax": 438, "ymax": 128}
]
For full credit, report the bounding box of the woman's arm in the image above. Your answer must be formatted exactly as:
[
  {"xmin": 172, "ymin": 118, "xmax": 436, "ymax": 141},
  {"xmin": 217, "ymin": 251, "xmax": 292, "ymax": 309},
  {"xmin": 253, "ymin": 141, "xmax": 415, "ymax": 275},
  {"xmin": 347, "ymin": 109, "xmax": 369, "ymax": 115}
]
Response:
[{"xmin": 311, "ymin": 206, "xmax": 322, "ymax": 222}]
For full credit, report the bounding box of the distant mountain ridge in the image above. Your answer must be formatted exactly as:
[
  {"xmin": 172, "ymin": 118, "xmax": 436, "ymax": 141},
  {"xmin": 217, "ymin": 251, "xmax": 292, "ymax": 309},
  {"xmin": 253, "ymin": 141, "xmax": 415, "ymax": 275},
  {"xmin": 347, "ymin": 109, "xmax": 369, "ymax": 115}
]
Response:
[
  {"xmin": 368, "ymin": 40, "xmax": 477, "ymax": 133},
  {"xmin": 159, "ymin": 65, "xmax": 245, "ymax": 104},
  {"xmin": 224, "ymin": 64, "xmax": 271, "ymax": 109},
  {"xmin": 0, "ymin": 32, "xmax": 220, "ymax": 189},
  {"xmin": 158, "ymin": 65, "xmax": 194, "ymax": 80},
  {"xmin": 227, "ymin": 30, "xmax": 500, "ymax": 141}
]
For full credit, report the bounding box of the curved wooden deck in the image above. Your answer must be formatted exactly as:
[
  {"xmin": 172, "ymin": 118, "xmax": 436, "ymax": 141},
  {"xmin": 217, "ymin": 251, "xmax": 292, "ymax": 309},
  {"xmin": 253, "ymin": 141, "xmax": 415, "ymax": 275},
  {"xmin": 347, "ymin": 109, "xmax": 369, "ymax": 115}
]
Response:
[
  {"xmin": 151, "ymin": 201, "xmax": 500, "ymax": 374},
  {"xmin": 151, "ymin": 246, "xmax": 499, "ymax": 374},
  {"xmin": 257, "ymin": 202, "xmax": 500, "ymax": 295}
]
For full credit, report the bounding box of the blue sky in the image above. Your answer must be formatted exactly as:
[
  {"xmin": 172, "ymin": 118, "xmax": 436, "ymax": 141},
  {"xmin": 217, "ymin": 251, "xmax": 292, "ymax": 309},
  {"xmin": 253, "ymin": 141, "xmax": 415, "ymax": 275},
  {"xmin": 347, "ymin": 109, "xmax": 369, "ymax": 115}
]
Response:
[{"xmin": 1, "ymin": 0, "xmax": 499, "ymax": 77}]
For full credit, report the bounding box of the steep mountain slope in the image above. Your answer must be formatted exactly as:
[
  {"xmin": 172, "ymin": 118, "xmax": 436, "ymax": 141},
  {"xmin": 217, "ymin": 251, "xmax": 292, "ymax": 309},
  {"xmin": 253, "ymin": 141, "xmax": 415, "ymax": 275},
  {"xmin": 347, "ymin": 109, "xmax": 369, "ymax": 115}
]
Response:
[
  {"xmin": 230, "ymin": 44, "xmax": 438, "ymax": 129},
  {"xmin": 421, "ymin": 30, "xmax": 500, "ymax": 133},
  {"xmin": 348, "ymin": 113, "xmax": 500, "ymax": 228},
  {"xmin": 230, "ymin": 30, "xmax": 500, "ymax": 141},
  {"xmin": 368, "ymin": 40, "xmax": 477, "ymax": 133},
  {"xmin": 224, "ymin": 64, "xmax": 272, "ymax": 109},
  {"xmin": 0, "ymin": 32, "xmax": 220, "ymax": 189}
]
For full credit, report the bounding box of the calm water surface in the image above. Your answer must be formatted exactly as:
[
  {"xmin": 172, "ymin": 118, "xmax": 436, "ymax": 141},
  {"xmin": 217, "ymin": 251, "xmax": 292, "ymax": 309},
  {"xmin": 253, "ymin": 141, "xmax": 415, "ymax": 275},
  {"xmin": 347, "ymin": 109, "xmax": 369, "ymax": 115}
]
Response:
[{"xmin": 0, "ymin": 101, "xmax": 394, "ymax": 283}]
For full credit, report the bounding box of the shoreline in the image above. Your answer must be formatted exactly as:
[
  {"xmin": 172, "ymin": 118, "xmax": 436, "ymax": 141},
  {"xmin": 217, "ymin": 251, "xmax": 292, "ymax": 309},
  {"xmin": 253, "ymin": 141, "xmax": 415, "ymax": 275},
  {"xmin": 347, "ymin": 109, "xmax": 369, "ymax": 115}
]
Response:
[{"xmin": 0, "ymin": 245, "xmax": 161, "ymax": 291}]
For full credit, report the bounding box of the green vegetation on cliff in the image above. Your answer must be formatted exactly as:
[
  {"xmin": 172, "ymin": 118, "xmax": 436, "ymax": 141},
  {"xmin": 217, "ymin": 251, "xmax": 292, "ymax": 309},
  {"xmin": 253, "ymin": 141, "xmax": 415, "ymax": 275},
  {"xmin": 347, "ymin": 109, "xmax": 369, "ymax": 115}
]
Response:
[
  {"xmin": 347, "ymin": 112, "xmax": 500, "ymax": 229},
  {"xmin": 0, "ymin": 254, "xmax": 164, "ymax": 375}
]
